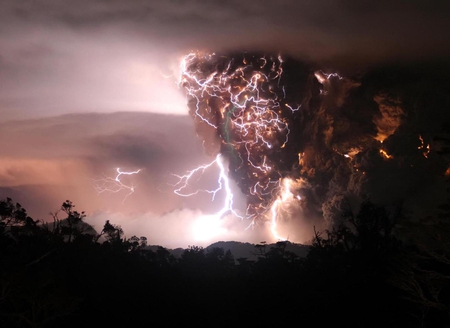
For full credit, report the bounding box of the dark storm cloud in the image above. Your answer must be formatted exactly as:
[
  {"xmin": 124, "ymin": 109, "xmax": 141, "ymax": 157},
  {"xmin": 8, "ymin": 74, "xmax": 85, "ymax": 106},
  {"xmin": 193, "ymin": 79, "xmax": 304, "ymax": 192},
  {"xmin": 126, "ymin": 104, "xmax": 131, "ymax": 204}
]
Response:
[
  {"xmin": 312, "ymin": 62, "xmax": 450, "ymax": 226},
  {"xmin": 2, "ymin": 0, "xmax": 449, "ymax": 121},
  {"xmin": 89, "ymin": 133, "xmax": 164, "ymax": 168},
  {"xmin": 2, "ymin": 0, "xmax": 450, "ymax": 62}
]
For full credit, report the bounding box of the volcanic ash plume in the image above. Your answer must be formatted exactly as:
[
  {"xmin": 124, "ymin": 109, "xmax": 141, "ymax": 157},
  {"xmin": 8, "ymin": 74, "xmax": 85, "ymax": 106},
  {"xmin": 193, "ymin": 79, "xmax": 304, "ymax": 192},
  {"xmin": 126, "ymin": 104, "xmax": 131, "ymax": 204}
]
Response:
[
  {"xmin": 179, "ymin": 52, "xmax": 311, "ymax": 225},
  {"xmin": 373, "ymin": 92, "xmax": 404, "ymax": 143},
  {"xmin": 178, "ymin": 52, "xmax": 450, "ymax": 239}
]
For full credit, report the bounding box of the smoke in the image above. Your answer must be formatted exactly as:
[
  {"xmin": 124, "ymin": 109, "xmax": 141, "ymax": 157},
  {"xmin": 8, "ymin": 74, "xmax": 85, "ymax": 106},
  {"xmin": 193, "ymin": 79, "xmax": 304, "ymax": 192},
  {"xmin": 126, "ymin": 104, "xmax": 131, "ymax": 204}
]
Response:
[
  {"xmin": 312, "ymin": 63, "xmax": 450, "ymax": 226},
  {"xmin": 180, "ymin": 53, "xmax": 315, "ymax": 231},
  {"xmin": 180, "ymin": 52, "xmax": 450, "ymax": 235},
  {"xmin": 373, "ymin": 92, "xmax": 404, "ymax": 142}
]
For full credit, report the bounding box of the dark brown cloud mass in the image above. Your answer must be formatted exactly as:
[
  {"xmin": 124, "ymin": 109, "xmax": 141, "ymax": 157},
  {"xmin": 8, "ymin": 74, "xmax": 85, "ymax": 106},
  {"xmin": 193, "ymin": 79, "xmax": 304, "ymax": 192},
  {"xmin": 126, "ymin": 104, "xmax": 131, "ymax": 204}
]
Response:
[{"xmin": 177, "ymin": 52, "xmax": 450, "ymax": 243}]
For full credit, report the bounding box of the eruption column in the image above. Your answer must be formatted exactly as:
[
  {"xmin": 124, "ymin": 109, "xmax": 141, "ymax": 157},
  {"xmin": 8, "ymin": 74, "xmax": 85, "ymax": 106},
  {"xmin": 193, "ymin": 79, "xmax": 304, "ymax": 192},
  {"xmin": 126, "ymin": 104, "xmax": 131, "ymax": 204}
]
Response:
[{"xmin": 176, "ymin": 51, "xmax": 303, "ymax": 240}]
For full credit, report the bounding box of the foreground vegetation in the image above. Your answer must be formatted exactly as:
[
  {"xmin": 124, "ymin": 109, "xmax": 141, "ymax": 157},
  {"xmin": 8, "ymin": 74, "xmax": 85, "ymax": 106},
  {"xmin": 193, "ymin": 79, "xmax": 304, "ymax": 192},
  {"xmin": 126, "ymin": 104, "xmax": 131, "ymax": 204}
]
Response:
[{"xmin": 1, "ymin": 198, "xmax": 449, "ymax": 327}]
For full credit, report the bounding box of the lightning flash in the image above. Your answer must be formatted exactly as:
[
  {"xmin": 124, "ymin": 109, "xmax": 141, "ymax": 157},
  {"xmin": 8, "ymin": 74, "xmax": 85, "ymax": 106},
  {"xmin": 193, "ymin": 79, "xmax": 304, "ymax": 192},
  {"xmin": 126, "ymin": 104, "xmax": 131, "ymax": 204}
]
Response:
[
  {"xmin": 171, "ymin": 154, "xmax": 242, "ymax": 220},
  {"xmin": 176, "ymin": 52, "xmax": 304, "ymax": 240},
  {"xmin": 91, "ymin": 168, "xmax": 141, "ymax": 203}
]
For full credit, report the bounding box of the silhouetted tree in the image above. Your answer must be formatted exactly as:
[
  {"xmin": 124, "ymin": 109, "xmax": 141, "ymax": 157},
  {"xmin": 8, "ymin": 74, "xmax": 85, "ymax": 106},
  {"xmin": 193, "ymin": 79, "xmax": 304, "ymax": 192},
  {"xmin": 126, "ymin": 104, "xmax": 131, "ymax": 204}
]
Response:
[
  {"xmin": 390, "ymin": 214, "xmax": 450, "ymax": 326},
  {"xmin": 46, "ymin": 200, "xmax": 87, "ymax": 243},
  {"xmin": 0, "ymin": 198, "xmax": 36, "ymax": 237},
  {"xmin": 1, "ymin": 196, "xmax": 448, "ymax": 327},
  {"xmin": 100, "ymin": 220, "xmax": 123, "ymax": 243}
]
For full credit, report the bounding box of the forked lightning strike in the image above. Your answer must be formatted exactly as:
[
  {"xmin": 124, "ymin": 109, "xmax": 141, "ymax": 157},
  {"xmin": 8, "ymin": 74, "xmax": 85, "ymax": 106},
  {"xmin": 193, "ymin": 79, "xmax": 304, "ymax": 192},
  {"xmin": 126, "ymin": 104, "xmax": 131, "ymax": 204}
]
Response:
[
  {"xmin": 171, "ymin": 154, "xmax": 242, "ymax": 220},
  {"xmin": 172, "ymin": 154, "xmax": 242, "ymax": 218},
  {"xmin": 91, "ymin": 168, "xmax": 141, "ymax": 203}
]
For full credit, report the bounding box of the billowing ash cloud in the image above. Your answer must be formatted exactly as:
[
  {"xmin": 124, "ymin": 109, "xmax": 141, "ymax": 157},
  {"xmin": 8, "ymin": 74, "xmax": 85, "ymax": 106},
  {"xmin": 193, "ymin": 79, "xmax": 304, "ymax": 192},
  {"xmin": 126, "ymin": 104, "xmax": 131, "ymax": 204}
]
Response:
[
  {"xmin": 180, "ymin": 53, "xmax": 312, "ymax": 219},
  {"xmin": 307, "ymin": 63, "xmax": 450, "ymax": 226},
  {"xmin": 180, "ymin": 52, "xmax": 450, "ymax": 231},
  {"xmin": 373, "ymin": 92, "xmax": 404, "ymax": 142}
]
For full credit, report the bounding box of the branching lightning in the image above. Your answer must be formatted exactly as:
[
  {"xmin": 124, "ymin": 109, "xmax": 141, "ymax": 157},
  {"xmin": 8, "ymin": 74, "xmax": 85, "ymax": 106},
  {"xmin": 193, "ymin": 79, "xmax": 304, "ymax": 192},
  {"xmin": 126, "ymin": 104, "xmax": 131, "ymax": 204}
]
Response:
[
  {"xmin": 91, "ymin": 168, "xmax": 141, "ymax": 203},
  {"xmin": 171, "ymin": 154, "xmax": 242, "ymax": 220},
  {"xmin": 176, "ymin": 51, "xmax": 304, "ymax": 240}
]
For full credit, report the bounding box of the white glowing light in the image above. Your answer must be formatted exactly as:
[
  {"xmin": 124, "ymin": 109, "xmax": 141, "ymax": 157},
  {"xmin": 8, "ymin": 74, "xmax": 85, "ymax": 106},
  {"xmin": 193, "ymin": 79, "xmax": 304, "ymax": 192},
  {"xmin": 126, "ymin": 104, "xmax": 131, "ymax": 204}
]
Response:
[
  {"xmin": 269, "ymin": 178, "xmax": 297, "ymax": 241},
  {"xmin": 192, "ymin": 214, "xmax": 227, "ymax": 242}
]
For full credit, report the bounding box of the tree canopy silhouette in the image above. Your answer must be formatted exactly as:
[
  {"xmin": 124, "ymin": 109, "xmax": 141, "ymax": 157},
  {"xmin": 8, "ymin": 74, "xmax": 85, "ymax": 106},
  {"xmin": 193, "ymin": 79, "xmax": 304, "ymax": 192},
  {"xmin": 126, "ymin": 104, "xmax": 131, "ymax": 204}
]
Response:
[{"xmin": 0, "ymin": 197, "xmax": 449, "ymax": 327}]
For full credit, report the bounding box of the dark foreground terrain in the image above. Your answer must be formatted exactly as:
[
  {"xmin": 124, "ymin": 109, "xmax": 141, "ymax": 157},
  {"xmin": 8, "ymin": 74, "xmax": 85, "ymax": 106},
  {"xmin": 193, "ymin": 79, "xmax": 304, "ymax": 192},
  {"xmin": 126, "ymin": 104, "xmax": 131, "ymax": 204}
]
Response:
[{"xmin": 1, "ymin": 198, "xmax": 449, "ymax": 327}]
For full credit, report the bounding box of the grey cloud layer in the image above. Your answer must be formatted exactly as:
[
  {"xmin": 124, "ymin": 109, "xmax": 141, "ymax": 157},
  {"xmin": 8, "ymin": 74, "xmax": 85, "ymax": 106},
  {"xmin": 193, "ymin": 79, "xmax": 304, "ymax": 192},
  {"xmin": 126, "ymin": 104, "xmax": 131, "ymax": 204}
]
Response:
[
  {"xmin": 2, "ymin": 0, "xmax": 449, "ymax": 121},
  {"xmin": 2, "ymin": 0, "xmax": 450, "ymax": 61},
  {"xmin": 0, "ymin": 112, "xmax": 212, "ymax": 218}
]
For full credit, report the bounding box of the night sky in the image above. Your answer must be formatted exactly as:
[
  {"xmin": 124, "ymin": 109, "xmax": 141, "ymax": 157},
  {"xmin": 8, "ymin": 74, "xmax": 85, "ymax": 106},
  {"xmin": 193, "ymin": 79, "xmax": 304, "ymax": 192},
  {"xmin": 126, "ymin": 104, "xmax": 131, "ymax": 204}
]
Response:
[{"xmin": 1, "ymin": 0, "xmax": 450, "ymax": 248}]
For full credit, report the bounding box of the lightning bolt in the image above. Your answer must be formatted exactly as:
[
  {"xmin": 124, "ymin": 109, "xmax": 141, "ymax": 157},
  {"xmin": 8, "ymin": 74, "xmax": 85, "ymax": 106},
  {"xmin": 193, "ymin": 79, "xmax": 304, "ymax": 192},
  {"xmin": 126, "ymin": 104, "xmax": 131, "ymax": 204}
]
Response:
[
  {"xmin": 171, "ymin": 154, "xmax": 242, "ymax": 220},
  {"xmin": 314, "ymin": 70, "xmax": 344, "ymax": 84},
  {"xmin": 91, "ymin": 168, "xmax": 141, "ymax": 203}
]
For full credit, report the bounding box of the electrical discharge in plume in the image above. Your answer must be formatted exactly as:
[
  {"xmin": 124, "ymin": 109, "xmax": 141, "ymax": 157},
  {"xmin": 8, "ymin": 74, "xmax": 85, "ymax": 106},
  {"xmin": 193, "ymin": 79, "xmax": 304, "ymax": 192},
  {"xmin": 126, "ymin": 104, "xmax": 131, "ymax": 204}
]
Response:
[
  {"xmin": 91, "ymin": 168, "xmax": 141, "ymax": 203},
  {"xmin": 177, "ymin": 52, "xmax": 304, "ymax": 239},
  {"xmin": 171, "ymin": 154, "xmax": 242, "ymax": 220}
]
